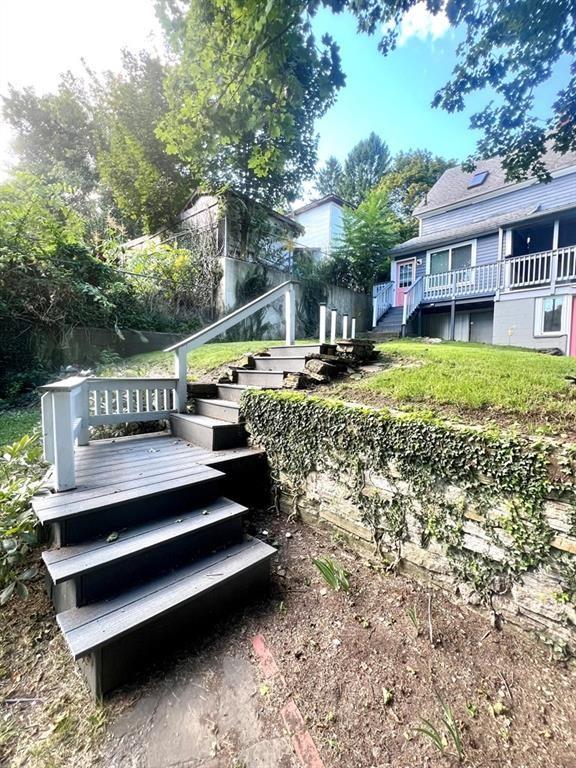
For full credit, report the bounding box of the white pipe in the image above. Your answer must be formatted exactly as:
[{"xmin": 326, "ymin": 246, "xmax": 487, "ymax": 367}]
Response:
[
  {"xmin": 330, "ymin": 309, "xmax": 337, "ymax": 344},
  {"xmin": 342, "ymin": 314, "xmax": 349, "ymax": 340},
  {"xmin": 351, "ymin": 318, "xmax": 356, "ymax": 339},
  {"xmin": 319, "ymin": 303, "xmax": 327, "ymax": 344}
]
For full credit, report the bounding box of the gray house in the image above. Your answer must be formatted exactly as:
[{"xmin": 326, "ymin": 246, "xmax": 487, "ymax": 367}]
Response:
[{"xmin": 374, "ymin": 148, "xmax": 576, "ymax": 355}]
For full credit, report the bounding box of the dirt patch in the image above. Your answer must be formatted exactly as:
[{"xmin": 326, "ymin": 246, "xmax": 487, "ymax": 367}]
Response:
[{"xmin": 3, "ymin": 517, "xmax": 576, "ymax": 768}]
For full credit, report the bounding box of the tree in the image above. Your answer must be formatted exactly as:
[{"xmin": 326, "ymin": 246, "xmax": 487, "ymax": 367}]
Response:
[
  {"xmin": 315, "ymin": 155, "xmax": 344, "ymax": 197},
  {"xmin": 340, "ymin": 132, "xmax": 391, "ymax": 206},
  {"xmin": 378, "ymin": 149, "xmax": 454, "ymax": 239},
  {"xmin": 2, "ymin": 74, "xmax": 98, "ymax": 195},
  {"xmin": 95, "ymin": 51, "xmax": 191, "ymax": 234},
  {"xmin": 157, "ymin": 0, "xmax": 345, "ymax": 206},
  {"xmin": 330, "ymin": 187, "xmax": 400, "ymax": 291}
]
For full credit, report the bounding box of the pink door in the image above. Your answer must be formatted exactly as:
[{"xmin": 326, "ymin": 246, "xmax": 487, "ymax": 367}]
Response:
[
  {"xmin": 571, "ymin": 297, "xmax": 576, "ymax": 357},
  {"xmin": 395, "ymin": 259, "xmax": 416, "ymax": 307}
]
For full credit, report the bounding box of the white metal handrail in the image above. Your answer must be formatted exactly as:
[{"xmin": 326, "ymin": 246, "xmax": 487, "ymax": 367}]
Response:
[
  {"xmin": 165, "ymin": 280, "xmax": 296, "ymax": 410},
  {"xmin": 402, "ymin": 275, "xmax": 424, "ymax": 327},
  {"xmin": 372, "ymin": 281, "xmax": 395, "ymax": 327}
]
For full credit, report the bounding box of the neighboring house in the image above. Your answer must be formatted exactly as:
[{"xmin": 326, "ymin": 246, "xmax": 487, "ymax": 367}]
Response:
[
  {"xmin": 291, "ymin": 195, "xmax": 348, "ymax": 260},
  {"xmin": 374, "ymin": 148, "xmax": 576, "ymax": 355}
]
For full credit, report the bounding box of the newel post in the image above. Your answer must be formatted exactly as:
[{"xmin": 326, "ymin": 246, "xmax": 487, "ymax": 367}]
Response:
[
  {"xmin": 51, "ymin": 390, "xmax": 76, "ymax": 492},
  {"xmin": 342, "ymin": 313, "xmax": 349, "ymax": 340},
  {"xmin": 285, "ymin": 284, "xmax": 296, "ymax": 345},
  {"xmin": 174, "ymin": 347, "xmax": 188, "ymax": 413},
  {"xmin": 351, "ymin": 317, "xmax": 356, "ymax": 339},
  {"xmin": 319, "ymin": 303, "xmax": 327, "ymax": 344},
  {"xmin": 330, "ymin": 308, "xmax": 337, "ymax": 344}
]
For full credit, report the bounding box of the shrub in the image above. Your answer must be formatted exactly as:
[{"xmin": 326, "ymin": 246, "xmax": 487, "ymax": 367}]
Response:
[{"xmin": 0, "ymin": 433, "xmax": 46, "ymax": 604}]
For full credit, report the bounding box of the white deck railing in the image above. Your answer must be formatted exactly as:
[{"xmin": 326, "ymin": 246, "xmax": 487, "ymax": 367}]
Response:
[
  {"xmin": 372, "ymin": 281, "xmax": 395, "ymax": 327},
  {"xmin": 423, "ymin": 262, "xmax": 501, "ymax": 301}
]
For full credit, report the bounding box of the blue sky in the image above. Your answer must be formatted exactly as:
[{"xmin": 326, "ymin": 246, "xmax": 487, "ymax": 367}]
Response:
[{"xmin": 310, "ymin": 6, "xmax": 573, "ymax": 167}]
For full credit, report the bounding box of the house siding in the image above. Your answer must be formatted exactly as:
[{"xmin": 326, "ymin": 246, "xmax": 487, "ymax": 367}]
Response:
[
  {"xmin": 492, "ymin": 297, "xmax": 569, "ymax": 354},
  {"xmin": 420, "ymin": 171, "xmax": 576, "ymax": 236},
  {"xmin": 294, "ymin": 204, "xmax": 333, "ymax": 255}
]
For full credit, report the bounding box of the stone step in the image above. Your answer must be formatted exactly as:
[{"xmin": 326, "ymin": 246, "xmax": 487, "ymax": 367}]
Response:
[
  {"xmin": 253, "ymin": 356, "xmax": 307, "ymax": 372},
  {"xmin": 57, "ymin": 537, "xmax": 275, "ymax": 697},
  {"xmin": 234, "ymin": 369, "xmax": 286, "ymax": 388},
  {"xmin": 44, "ymin": 497, "xmax": 247, "ymax": 611},
  {"xmin": 195, "ymin": 398, "xmax": 242, "ymax": 423},
  {"xmin": 170, "ymin": 413, "xmax": 247, "ymax": 451},
  {"xmin": 267, "ymin": 344, "xmax": 335, "ymax": 358}
]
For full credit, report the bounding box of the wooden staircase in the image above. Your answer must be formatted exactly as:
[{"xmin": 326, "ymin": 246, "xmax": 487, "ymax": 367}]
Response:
[{"xmin": 33, "ymin": 343, "xmax": 328, "ymax": 698}]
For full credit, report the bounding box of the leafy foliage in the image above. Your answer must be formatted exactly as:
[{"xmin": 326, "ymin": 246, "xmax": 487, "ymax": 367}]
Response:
[
  {"xmin": 315, "ymin": 155, "xmax": 344, "ymax": 197},
  {"xmin": 158, "ymin": 0, "xmax": 345, "ymax": 206},
  {"xmin": 340, "ymin": 132, "xmax": 391, "ymax": 206},
  {"xmin": 0, "ymin": 433, "xmax": 45, "ymax": 604},
  {"xmin": 330, "ymin": 187, "xmax": 400, "ymax": 290}
]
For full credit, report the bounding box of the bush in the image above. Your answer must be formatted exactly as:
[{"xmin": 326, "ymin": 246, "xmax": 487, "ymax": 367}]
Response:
[{"xmin": 0, "ymin": 433, "xmax": 46, "ymax": 604}]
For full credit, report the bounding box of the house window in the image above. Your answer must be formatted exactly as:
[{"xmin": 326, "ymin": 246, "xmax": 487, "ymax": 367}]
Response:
[
  {"xmin": 467, "ymin": 170, "xmax": 489, "ymax": 189},
  {"xmin": 536, "ymin": 296, "xmax": 567, "ymax": 336},
  {"xmin": 428, "ymin": 242, "xmax": 475, "ymax": 275},
  {"xmin": 398, "ymin": 262, "xmax": 414, "ymax": 288}
]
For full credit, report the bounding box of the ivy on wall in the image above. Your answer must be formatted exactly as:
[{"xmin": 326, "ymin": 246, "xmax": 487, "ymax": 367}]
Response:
[{"xmin": 242, "ymin": 390, "xmax": 576, "ymax": 606}]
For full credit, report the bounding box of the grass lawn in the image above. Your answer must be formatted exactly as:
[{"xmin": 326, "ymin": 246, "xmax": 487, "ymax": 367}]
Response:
[
  {"xmin": 343, "ymin": 339, "xmax": 576, "ymax": 432},
  {"xmin": 0, "ymin": 408, "xmax": 41, "ymax": 450}
]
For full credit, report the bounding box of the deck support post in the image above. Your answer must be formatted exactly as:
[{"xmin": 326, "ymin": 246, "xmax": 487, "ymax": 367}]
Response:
[
  {"xmin": 174, "ymin": 348, "xmax": 188, "ymax": 413},
  {"xmin": 351, "ymin": 317, "xmax": 356, "ymax": 339},
  {"xmin": 51, "ymin": 390, "xmax": 76, "ymax": 492},
  {"xmin": 449, "ymin": 300, "xmax": 456, "ymax": 341},
  {"xmin": 330, "ymin": 308, "xmax": 337, "ymax": 344},
  {"xmin": 284, "ymin": 284, "xmax": 296, "ymax": 345},
  {"xmin": 319, "ymin": 303, "xmax": 327, "ymax": 344},
  {"xmin": 342, "ymin": 314, "xmax": 349, "ymax": 340}
]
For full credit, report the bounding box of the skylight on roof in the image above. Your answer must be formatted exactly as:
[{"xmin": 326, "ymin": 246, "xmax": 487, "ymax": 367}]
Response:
[{"xmin": 468, "ymin": 170, "xmax": 489, "ymax": 189}]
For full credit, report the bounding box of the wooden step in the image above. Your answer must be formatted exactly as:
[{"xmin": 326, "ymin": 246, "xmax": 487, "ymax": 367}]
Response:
[
  {"xmin": 58, "ymin": 537, "xmax": 275, "ymax": 697},
  {"xmin": 267, "ymin": 344, "xmax": 335, "ymax": 358},
  {"xmin": 216, "ymin": 383, "xmax": 248, "ymax": 403},
  {"xmin": 170, "ymin": 413, "xmax": 246, "ymax": 450},
  {"xmin": 234, "ymin": 369, "xmax": 285, "ymax": 388},
  {"xmin": 253, "ymin": 356, "xmax": 307, "ymax": 372},
  {"xmin": 44, "ymin": 498, "xmax": 247, "ymax": 610},
  {"xmin": 195, "ymin": 398, "xmax": 242, "ymax": 423}
]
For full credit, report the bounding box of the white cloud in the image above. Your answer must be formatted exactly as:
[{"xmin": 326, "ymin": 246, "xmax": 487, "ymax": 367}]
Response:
[{"xmin": 397, "ymin": 3, "xmax": 450, "ymax": 46}]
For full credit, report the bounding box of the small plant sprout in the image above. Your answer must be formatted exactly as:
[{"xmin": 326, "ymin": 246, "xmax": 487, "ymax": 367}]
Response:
[
  {"xmin": 415, "ymin": 694, "xmax": 464, "ymax": 761},
  {"xmin": 406, "ymin": 605, "xmax": 420, "ymax": 636},
  {"xmin": 382, "ymin": 687, "xmax": 394, "ymax": 706},
  {"xmin": 312, "ymin": 556, "xmax": 350, "ymax": 592}
]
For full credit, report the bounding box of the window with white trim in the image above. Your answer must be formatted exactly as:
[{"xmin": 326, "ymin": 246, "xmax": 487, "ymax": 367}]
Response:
[
  {"xmin": 427, "ymin": 241, "xmax": 475, "ymax": 275},
  {"xmin": 535, "ymin": 296, "xmax": 567, "ymax": 336}
]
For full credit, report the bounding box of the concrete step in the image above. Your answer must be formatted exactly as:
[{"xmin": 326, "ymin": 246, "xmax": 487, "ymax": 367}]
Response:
[
  {"xmin": 170, "ymin": 413, "xmax": 247, "ymax": 451},
  {"xmin": 216, "ymin": 384, "xmax": 248, "ymax": 403},
  {"xmin": 57, "ymin": 536, "xmax": 275, "ymax": 697},
  {"xmin": 234, "ymin": 369, "xmax": 285, "ymax": 388},
  {"xmin": 195, "ymin": 398, "xmax": 242, "ymax": 423},
  {"xmin": 44, "ymin": 497, "xmax": 247, "ymax": 611},
  {"xmin": 253, "ymin": 356, "xmax": 307, "ymax": 373}
]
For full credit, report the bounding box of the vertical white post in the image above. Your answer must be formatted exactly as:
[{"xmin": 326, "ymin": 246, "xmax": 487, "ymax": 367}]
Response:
[
  {"xmin": 330, "ymin": 308, "xmax": 337, "ymax": 344},
  {"xmin": 51, "ymin": 390, "xmax": 76, "ymax": 492},
  {"xmin": 285, "ymin": 284, "xmax": 296, "ymax": 345},
  {"xmin": 351, "ymin": 317, "xmax": 356, "ymax": 339},
  {"xmin": 77, "ymin": 381, "xmax": 90, "ymax": 446},
  {"xmin": 41, "ymin": 392, "xmax": 55, "ymax": 463},
  {"xmin": 319, "ymin": 303, "xmax": 327, "ymax": 344},
  {"xmin": 174, "ymin": 347, "xmax": 188, "ymax": 413},
  {"xmin": 372, "ymin": 286, "xmax": 378, "ymax": 328},
  {"xmin": 342, "ymin": 313, "xmax": 349, "ymax": 340}
]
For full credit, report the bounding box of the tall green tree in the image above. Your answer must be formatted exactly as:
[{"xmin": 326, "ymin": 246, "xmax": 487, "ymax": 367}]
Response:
[
  {"xmin": 340, "ymin": 132, "xmax": 391, "ymax": 206},
  {"xmin": 157, "ymin": 0, "xmax": 345, "ymax": 206},
  {"xmin": 330, "ymin": 187, "xmax": 400, "ymax": 291},
  {"xmin": 95, "ymin": 51, "xmax": 191, "ymax": 233},
  {"xmin": 315, "ymin": 155, "xmax": 344, "ymax": 197},
  {"xmin": 378, "ymin": 149, "xmax": 454, "ymax": 239}
]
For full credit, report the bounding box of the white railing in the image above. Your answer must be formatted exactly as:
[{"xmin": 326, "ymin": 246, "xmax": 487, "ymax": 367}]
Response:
[
  {"xmin": 554, "ymin": 245, "xmax": 576, "ymax": 284},
  {"xmin": 41, "ymin": 376, "xmax": 178, "ymax": 491},
  {"xmin": 372, "ymin": 281, "xmax": 395, "ymax": 327},
  {"xmin": 423, "ymin": 262, "xmax": 501, "ymax": 301},
  {"xmin": 402, "ymin": 275, "xmax": 424, "ymax": 327},
  {"xmin": 506, "ymin": 245, "xmax": 576, "ymax": 289},
  {"xmin": 165, "ymin": 280, "xmax": 297, "ymax": 409}
]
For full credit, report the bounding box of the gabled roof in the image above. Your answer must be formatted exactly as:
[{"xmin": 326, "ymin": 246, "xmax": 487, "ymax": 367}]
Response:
[
  {"xmin": 415, "ymin": 147, "xmax": 576, "ymax": 216},
  {"xmin": 292, "ymin": 194, "xmax": 351, "ymax": 216},
  {"xmin": 391, "ymin": 202, "xmax": 576, "ymax": 257}
]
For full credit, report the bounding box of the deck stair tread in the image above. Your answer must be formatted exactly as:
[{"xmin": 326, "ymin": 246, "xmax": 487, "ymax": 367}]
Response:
[
  {"xmin": 171, "ymin": 413, "xmax": 237, "ymax": 429},
  {"xmin": 195, "ymin": 398, "xmax": 239, "ymax": 409},
  {"xmin": 43, "ymin": 497, "xmax": 247, "ymax": 583},
  {"xmin": 33, "ymin": 465, "xmax": 223, "ymax": 523},
  {"xmin": 57, "ymin": 536, "xmax": 275, "ymax": 659}
]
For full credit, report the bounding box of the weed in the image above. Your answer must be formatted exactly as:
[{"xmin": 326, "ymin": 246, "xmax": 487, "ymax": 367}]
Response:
[
  {"xmin": 406, "ymin": 605, "xmax": 420, "ymax": 636},
  {"xmin": 313, "ymin": 556, "xmax": 350, "ymax": 592},
  {"xmin": 416, "ymin": 693, "xmax": 464, "ymax": 761}
]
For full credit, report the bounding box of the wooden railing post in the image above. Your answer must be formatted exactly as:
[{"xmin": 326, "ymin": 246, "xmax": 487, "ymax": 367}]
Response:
[
  {"xmin": 351, "ymin": 317, "xmax": 356, "ymax": 339},
  {"xmin": 330, "ymin": 308, "xmax": 337, "ymax": 344},
  {"xmin": 285, "ymin": 284, "xmax": 296, "ymax": 345},
  {"xmin": 319, "ymin": 303, "xmax": 327, "ymax": 344},
  {"xmin": 342, "ymin": 313, "xmax": 349, "ymax": 340},
  {"xmin": 41, "ymin": 392, "xmax": 55, "ymax": 463},
  {"xmin": 174, "ymin": 348, "xmax": 188, "ymax": 413},
  {"xmin": 51, "ymin": 390, "xmax": 76, "ymax": 492}
]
